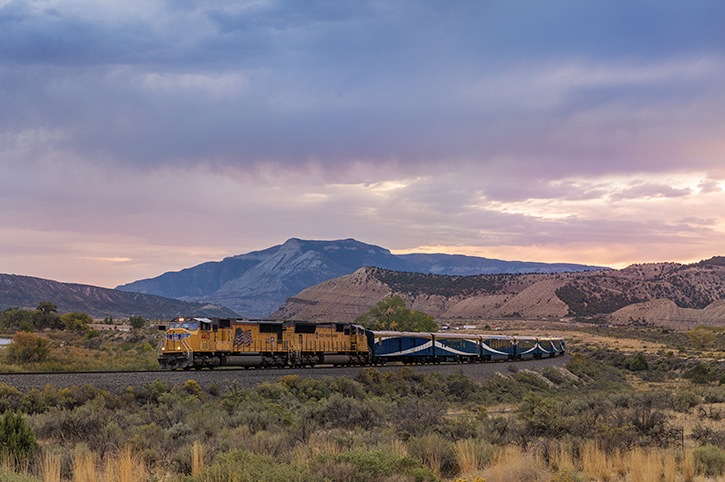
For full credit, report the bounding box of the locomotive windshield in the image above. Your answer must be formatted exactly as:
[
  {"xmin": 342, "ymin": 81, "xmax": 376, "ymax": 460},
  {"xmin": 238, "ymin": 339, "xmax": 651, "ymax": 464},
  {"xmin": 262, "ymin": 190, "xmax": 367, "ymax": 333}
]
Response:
[{"xmin": 168, "ymin": 320, "xmax": 199, "ymax": 331}]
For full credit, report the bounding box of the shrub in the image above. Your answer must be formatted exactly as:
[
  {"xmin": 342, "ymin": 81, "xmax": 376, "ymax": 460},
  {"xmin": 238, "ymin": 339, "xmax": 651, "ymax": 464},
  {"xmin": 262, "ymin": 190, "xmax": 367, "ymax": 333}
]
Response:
[
  {"xmin": 184, "ymin": 380, "xmax": 203, "ymax": 396},
  {"xmin": 189, "ymin": 450, "xmax": 307, "ymax": 481},
  {"xmin": 542, "ymin": 367, "xmax": 567, "ymax": 385},
  {"xmin": 0, "ymin": 410, "xmax": 39, "ymax": 463},
  {"xmin": 693, "ymin": 444, "xmax": 725, "ymax": 476},
  {"xmin": 6, "ymin": 332, "xmax": 51, "ymax": 363},
  {"xmin": 687, "ymin": 363, "xmax": 715, "ymax": 384},
  {"xmin": 516, "ymin": 393, "xmax": 562, "ymax": 437},
  {"xmin": 629, "ymin": 352, "xmax": 649, "ymax": 371},
  {"xmin": 0, "ymin": 467, "xmax": 38, "ymax": 482},
  {"xmin": 316, "ymin": 448, "xmax": 440, "ymax": 481},
  {"xmin": 391, "ymin": 398, "xmax": 443, "ymax": 438}
]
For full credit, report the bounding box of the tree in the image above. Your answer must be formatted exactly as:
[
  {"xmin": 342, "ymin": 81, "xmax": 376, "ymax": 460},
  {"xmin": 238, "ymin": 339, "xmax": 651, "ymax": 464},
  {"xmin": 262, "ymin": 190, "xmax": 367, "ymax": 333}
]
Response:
[
  {"xmin": 0, "ymin": 411, "xmax": 38, "ymax": 463},
  {"xmin": 60, "ymin": 312, "xmax": 93, "ymax": 332},
  {"xmin": 630, "ymin": 352, "xmax": 649, "ymax": 371},
  {"xmin": 354, "ymin": 295, "xmax": 438, "ymax": 332},
  {"xmin": 34, "ymin": 302, "xmax": 62, "ymax": 330},
  {"xmin": 36, "ymin": 302, "xmax": 57, "ymax": 315},
  {"xmin": 7, "ymin": 331, "xmax": 51, "ymax": 363},
  {"xmin": 129, "ymin": 316, "xmax": 146, "ymax": 329},
  {"xmin": 0, "ymin": 308, "xmax": 33, "ymax": 332}
]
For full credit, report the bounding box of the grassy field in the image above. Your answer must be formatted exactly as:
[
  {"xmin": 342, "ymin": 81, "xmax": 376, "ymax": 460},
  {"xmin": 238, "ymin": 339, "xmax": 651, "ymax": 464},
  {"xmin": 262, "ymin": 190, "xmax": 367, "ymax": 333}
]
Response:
[{"xmin": 1, "ymin": 323, "xmax": 725, "ymax": 481}]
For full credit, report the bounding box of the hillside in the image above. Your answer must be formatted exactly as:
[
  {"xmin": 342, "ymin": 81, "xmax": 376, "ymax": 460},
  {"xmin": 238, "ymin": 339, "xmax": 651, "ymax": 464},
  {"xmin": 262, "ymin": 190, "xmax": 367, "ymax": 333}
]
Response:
[
  {"xmin": 0, "ymin": 274, "xmax": 238, "ymax": 319},
  {"xmin": 272, "ymin": 258, "xmax": 725, "ymax": 328},
  {"xmin": 116, "ymin": 238, "xmax": 605, "ymax": 317}
]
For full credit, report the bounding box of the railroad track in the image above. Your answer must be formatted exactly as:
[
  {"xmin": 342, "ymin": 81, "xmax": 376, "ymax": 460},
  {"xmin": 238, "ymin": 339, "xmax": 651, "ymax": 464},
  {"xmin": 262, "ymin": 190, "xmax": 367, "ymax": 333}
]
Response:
[{"xmin": 0, "ymin": 355, "xmax": 571, "ymax": 394}]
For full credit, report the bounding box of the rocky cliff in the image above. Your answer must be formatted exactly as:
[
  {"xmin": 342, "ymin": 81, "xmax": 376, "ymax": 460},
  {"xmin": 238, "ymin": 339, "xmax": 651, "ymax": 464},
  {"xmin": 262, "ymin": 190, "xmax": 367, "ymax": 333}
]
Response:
[{"xmin": 272, "ymin": 259, "xmax": 725, "ymax": 328}]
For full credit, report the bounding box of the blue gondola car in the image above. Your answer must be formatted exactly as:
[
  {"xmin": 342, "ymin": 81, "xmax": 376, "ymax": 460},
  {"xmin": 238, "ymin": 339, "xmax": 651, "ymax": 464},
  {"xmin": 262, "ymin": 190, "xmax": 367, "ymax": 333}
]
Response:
[
  {"xmin": 536, "ymin": 337, "xmax": 558, "ymax": 358},
  {"xmin": 432, "ymin": 333, "xmax": 481, "ymax": 362},
  {"xmin": 514, "ymin": 336, "xmax": 538, "ymax": 360},
  {"xmin": 370, "ymin": 331, "xmax": 435, "ymax": 363},
  {"xmin": 481, "ymin": 335, "xmax": 515, "ymax": 361}
]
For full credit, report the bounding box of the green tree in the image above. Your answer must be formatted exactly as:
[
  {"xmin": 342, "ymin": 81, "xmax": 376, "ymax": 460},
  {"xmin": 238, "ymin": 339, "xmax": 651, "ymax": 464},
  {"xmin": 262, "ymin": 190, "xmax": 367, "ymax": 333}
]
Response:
[
  {"xmin": 129, "ymin": 316, "xmax": 146, "ymax": 329},
  {"xmin": 0, "ymin": 411, "xmax": 39, "ymax": 463},
  {"xmin": 630, "ymin": 352, "xmax": 649, "ymax": 371},
  {"xmin": 34, "ymin": 302, "xmax": 62, "ymax": 330},
  {"xmin": 7, "ymin": 332, "xmax": 52, "ymax": 363},
  {"xmin": 60, "ymin": 312, "xmax": 93, "ymax": 332},
  {"xmin": 0, "ymin": 308, "xmax": 33, "ymax": 332},
  {"xmin": 36, "ymin": 302, "xmax": 57, "ymax": 315},
  {"xmin": 354, "ymin": 295, "xmax": 438, "ymax": 332}
]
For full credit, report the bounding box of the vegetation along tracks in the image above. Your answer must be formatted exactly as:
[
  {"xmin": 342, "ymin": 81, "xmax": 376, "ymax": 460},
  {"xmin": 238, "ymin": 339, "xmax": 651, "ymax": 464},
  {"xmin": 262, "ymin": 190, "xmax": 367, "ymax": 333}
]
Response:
[{"xmin": 0, "ymin": 355, "xmax": 570, "ymax": 394}]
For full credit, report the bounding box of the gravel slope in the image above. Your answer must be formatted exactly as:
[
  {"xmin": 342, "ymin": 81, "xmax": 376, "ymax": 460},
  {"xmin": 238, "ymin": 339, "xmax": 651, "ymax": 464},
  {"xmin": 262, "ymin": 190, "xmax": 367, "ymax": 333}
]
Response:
[{"xmin": 0, "ymin": 355, "xmax": 570, "ymax": 394}]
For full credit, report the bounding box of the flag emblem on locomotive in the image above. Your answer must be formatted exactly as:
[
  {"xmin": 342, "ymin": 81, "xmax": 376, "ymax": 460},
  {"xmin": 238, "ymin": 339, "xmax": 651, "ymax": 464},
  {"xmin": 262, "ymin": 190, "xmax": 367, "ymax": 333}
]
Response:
[{"xmin": 233, "ymin": 328, "xmax": 253, "ymax": 347}]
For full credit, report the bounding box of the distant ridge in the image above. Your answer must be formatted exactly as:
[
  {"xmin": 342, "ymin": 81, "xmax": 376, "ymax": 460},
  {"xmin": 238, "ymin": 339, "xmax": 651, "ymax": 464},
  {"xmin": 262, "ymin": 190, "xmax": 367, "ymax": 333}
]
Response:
[
  {"xmin": 116, "ymin": 238, "xmax": 606, "ymax": 317},
  {"xmin": 0, "ymin": 274, "xmax": 238, "ymax": 319},
  {"xmin": 272, "ymin": 259, "xmax": 725, "ymax": 329}
]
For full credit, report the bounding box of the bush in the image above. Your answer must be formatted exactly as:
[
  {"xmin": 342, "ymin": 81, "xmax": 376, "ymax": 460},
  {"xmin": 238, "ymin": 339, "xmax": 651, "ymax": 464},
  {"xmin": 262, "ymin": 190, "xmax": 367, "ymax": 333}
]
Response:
[
  {"xmin": 0, "ymin": 467, "xmax": 38, "ymax": 482},
  {"xmin": 316, "ymin": 449, "xmax": 440, "ymax": 482},
  {"xmin": 189, "ymin": 450, "xmax": 307, "ymax": 481},
  {"xmin": 629, "ymin": 352, "xmax": 649, "ymax": 371},
  {"xmin": 693, "ymin": 444, "xmax": 725, "ymax": 476},
  {"xmin": 687, "ymin": 363, "xmax": 714, "ymax": 385},
  {"xmin": 542, "ymin": 367, "xmax": 567, "ymax": 385},
  {"xmin": 0, "ymin": 410, "xmax": 39, "ymax": 463},
  {"xmin": 6, "ymin": 332, "xmax": 51, "ymax": 363}
]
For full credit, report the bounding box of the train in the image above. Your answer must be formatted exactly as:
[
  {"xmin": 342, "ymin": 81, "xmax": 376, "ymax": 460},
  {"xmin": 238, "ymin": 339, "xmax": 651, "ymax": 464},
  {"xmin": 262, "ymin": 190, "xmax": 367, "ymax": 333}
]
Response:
[{"xmin": 157, "ymin": 317, "xmax": 565, "ymax": 370}]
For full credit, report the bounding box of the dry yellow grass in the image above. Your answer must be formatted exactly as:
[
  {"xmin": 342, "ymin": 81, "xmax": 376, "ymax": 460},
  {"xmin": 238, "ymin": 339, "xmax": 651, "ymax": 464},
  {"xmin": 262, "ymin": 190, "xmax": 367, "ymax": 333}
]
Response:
[
  {"xmin": 480, "ymin": 446, "xmax": 550, "ymax": 482},
  {"xmin": 663, "ymin": 452, "xmax": 677, "ymax": 482},
  {"xmin": 69, "ymin": 447, "xmax": 150, "ymax": 482},
  {"xmin": 103, "ymin": 447, "xmax": 146, "ymax": 482},
  {"xmin": 40, "ymin": 452, "xmax": 61, "ymax": 482},
  {"xmin": 581, "ymin": 442, "xmax": 611, "ymax": 482},
  {"xmin": 192, "ymin": 441, "xmax": 204, "ymax": 477},
  {"xmin": 455, "ymin": 439, "xmax": 479, "ymax": 475},
  {"xmin": 610, "ymin": 448, "xmax": 628, "ymax": 478},
  {"xmin": 548, "ymin": 443, "xmax": 575, "ymax": 474},
  {"xmin": 683, "ymin": 450, "xmax": 695, "ymax": 482}
]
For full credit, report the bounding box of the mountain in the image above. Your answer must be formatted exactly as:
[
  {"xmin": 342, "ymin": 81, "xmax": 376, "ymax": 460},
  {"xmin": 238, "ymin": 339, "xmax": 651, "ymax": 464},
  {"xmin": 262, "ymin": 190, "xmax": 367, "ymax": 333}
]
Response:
[
  {"xmin": 116, "ymin": 238, "xmax": 605, "ymax": 317},
  {"xmin": 271, "ymin": 258, "xmax": 725, "ymax": 329},
  {"xmin": 0, "ymin": 274, "xmax": 238, "ymax": 319}
]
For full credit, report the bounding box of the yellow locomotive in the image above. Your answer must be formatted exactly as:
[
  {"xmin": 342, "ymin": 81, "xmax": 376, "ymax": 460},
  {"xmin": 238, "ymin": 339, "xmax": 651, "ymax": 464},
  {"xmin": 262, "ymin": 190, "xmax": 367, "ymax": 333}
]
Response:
[{"xmin": 158, "ymin": 317, "xmax": 370, "ymax": 370}]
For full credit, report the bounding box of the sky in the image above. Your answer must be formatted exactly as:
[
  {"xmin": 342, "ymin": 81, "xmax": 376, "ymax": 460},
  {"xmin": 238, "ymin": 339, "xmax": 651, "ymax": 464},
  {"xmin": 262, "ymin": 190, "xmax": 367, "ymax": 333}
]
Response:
[{"xmin": 2, "ymin": 0, "xmax": 725, "ymax": 288}]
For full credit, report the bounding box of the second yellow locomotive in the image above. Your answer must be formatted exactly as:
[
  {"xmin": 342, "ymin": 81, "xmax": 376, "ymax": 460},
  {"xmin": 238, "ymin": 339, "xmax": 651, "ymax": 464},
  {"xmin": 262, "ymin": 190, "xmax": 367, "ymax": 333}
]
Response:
[{"xmin": 159, "ymin": 317, "xmax": 370, "ymax": 370}]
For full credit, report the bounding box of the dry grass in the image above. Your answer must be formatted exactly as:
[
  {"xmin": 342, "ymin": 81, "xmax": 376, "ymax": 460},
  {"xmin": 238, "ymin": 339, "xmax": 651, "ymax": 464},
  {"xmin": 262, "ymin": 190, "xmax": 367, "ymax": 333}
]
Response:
[
  {"xmin": 69, "ymin": 447, "xmax": 149, "ymax": 482},
  {"xmin": 581, "ymin": 442, "xmax": 611, "ymax": 481},
  {"xmin": 629, "ymin": 447, "xmax": 664, "ymax": 482},
  {"xmin": 663, "ymin": 452, "xmax": 677, "ymax": 482},
  {"xmin": 683, "ymin": 450, "xmax": 696, "ymax": 482},
  {"xmin": 192, "ymin": 441, "xmax": 204, "ymax": 477},
  {"xmin": 455, "ymin": 439, "xmax": 479, "ymax": 475},
  {"xmin": 479, "ymin": 446, "xmax": 550, "ymax": 482},
  {"xmin": 103, "ymin": 447, "xmax": 146, "ymax": 482},
  {"xmin": 40, "ymin": 452, "xmax": 61, "ymax": 482}
]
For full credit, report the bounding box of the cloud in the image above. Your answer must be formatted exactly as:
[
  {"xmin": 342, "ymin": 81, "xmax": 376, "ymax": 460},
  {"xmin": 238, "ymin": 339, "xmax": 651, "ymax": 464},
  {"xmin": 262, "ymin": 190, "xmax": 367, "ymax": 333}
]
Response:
[
  {"xmin": 609, "ymin": 181, "xmax": 693, "ymax": 201},
  {"xmin": 3, "ymin": 1, "xmax": 725, "ymax": 287}
]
